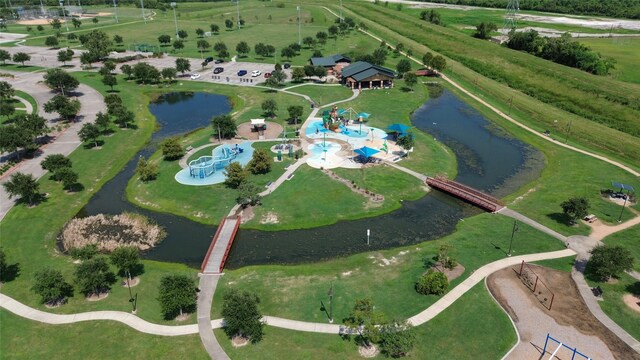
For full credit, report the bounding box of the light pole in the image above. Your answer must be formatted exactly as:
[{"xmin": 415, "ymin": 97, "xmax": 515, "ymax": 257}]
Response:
[
  {"xmin": 112, "ymin": 0, "xmax": 119, "ymax": 24},
  {"xmin": 564, "ymin": 119, "xmax": 572, "ymax": 144},
  {"xmin": 171, "ymin": 2, "xmax": 179, "ymax": 40},
  {"xmin": 327, "ymin": 282, "xmax": 334, "ymax": 323},
  {"xmin": 297, "ymin": 6, "xmax": 301, "ymax": 46},
  {"xmin": 507, "ymin": 220, "xmax": 518, "ymax": 257},
  {"xmin": 40, "ymin": 0, "xmax": 45, "ymax": 16},
  {"xmin": 140, "ymin": 0, "xmax": 146, "ymax": 24},
  {"xmin": 339, "ymin": 0, "xmax": 343, "ymax": 22},
  {"xmin": 126, "ymin": 270, "xmax": 137, "ymax": 313},
  {"xmin": 236, "ymin": 0, "xmax": 240, "ymax": 30},
  {"xmin": 60, "ymin": 0, "xmax": 70, "ymax": 33},
  {"xmin": 617, "ymin": 192, "xmax": 628, "ymax": 223}
]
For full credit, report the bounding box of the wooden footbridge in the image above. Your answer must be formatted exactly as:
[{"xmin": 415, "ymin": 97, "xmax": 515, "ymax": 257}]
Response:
[
  {"xmin": 426, "ymin": 176, "xmax": 504, "ymax": 212},
  {"xmin": 201, "ymin": 215, "xmax": 241, "ymax": 274}
]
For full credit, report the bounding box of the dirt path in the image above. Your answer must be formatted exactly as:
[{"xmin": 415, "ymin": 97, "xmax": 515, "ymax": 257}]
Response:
[{"xmin": 488, "ymin": 265, "xmax": 639, "ymax": 360}]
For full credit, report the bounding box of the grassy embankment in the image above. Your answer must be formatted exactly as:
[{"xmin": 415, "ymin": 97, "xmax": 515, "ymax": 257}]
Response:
[
  {"xmin": 284, "ymin": 84, "xmax": 354, "ymax": 106},
  {"xmin": 586, "ymin": 271, "xmax": 640, "ymax": 340},
  {"xmin": 579, "ymin": 37, "xmax": 640, "ymax": 84},
  {"xmin": 342, "ymin": 2, "xmax": 640, "ymax": 171}
]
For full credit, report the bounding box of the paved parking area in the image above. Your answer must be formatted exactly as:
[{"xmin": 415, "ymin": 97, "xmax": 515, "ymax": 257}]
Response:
[{"xmin": 193, "ymin": 61, "xmax": 291, "ymax": 87}]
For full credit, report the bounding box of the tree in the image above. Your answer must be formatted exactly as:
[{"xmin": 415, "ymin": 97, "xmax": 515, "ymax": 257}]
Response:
[
  {"xmin": 261, "ymin": 99, "xmax": 278, "ymax": 118},
  {"xmin": 79, "ymin": 52, "xmax": 94, "ymax": 69},
  {"xmin": 396, "ymin": 132, "xmax": 414, "ymax": 151},
  {"xmin": 372, "ymin": 47, "xmax": 388, "ymax": 66},
  {"xmin": 586, "ymin": 245, "xmax": 634, "ymax": 281},
  {"xmin": 0, "ymin": 125, "xmax": 31, "ymax": 155},
  {"xmin": 281, "ymin": 46, "xmax": 295, "ymax": 60},
  {"xmin": 158, "ymin": 274, "xmax": 197, "ymax": 320},
  {"xmin": 99, "ymin": 61, "xmax": 116, "ymax": 76},
  {"xmin": 302, "ymin": 36, "xmax": 315, "ymax": 49},
  {"xmin": 175, "ymin": 58, "xmax": 191, "ymax": 75},
  {"xmin": 36, "ymin": 24, "xmax": 45, "ymax": 32},
  {"xmin": 436, "ymin": 244, "xmax": 457, "ymax": 270},
  {"xmin": 43, "ymin": 68, "xmax": 79, "ymax": 95},
  {"xmin": 0, "ymin": 81, "xmax": 14, "ymax": 100},
  {"xmin": 31, "ymin": 268, "xmax": 73, "ymax": 305},
  {"xmin": 136, "ymin": 156, "xmax": 158, "ymax": 182},
  {"xmin": 343, "ymin": 298, "xmax": 386, "ymax": 348},
  {"xmin": 416, "ymin": 269, "xmax": 448, "ymax": 295},
  {"xmin": 67, "ymin": 33, "xmax": 77, "ymax": 42},
  {"xmin": 254, "ymin": 43, "xmax": 266, "ymax": 58},
  {"xmin": 161, "ymin": 67, "xmax": 177, "ymax": 83},
  {"xmin": 92, "ymin": 17, "xmax": 98, "ymax": 24},
  {"xmin": 270, "ymin": 69, "xmax": 287, "ymax": 85},
  {"xmin": 113, "ymin": 34, "xmax": 123, "ymax": 46},
  {"xmin": 196, "ymin": 40, "xmax": 211, "ymax": 58},
  {"xmin": 121, "ymin": 64, "xmax": 133, "ymax": 80},
  {"xmin": 172, "ymin": 40, "xmax": 184, "ymax": 52},
  {"xmin": 0, "ymin": 49, "xmax": 10, "ymax": 64},
  {"xmin": 561, "ymin": 197, "xmax": 590, "ymax": 223},
  {"xmin": 379, "ymin": 320, "xmax": 416, "ymax": 358},
  {"xmin": 236, "ymin": 182, "xmax": 262, "ymax": 208},
  {"xmin": 161, "ymin": 137, "xmax": 184, "ymax": 160},
  {"xmin": 474, "ymin": 22, "xmax": 498, "ymax": 40},
  {"xmin": 224, "ymin": 162, "xmax": 247, "ymax": 189},
  {"xmin": 316, "ymin": 31, "xmax": 328, "ymax": 46},
  {"xmin": 247, "ymin": 148, "xmax": 272, "ymax": 175},
  {"xmin": 422, "ymin": 52, "xmax": 434, "ymax": 68},
  {"xmin": 0, "ymin": 248, "xmax": 8, "ymax": 282},
  {"xmin": 102, "ymin": 74, "xmax": 117, "ymax": 91},
  {"xmin": 158, "ymin": 34, "xmax": 171, "ymax": 46},
  {"xmin": 314, "ymin": 66, "xmax": 327, "ymax": 78},
  {"xmin": 225, "ymin": 19, "xmax": 233, "ymax": 30},
  {"xmin": 196, "ymin": 28, "xmax": 205, "ymax": 38},
  {"xmin": 132, "ymin": 62, "xmax": 161, "ymax": 84},
  {"xmin": 45, "ymin": 36, "xmax": 59, "ymax": 48},
  {"xmin": 0, "ymin": 102, "xmax": 14, "ymax": 119},
  {"xmin": 404, "ymin": 72, "xmax": 417, "ymax": 90},
  {"xmin": 82, "ymin": 30, "xmax": 112, "ymax": 63},
  {"xmin": 210, "ymin": 24, "xmax": 220, "ymax": 34},
  {"xmin": 50, "ymin": 18, "xmax": 62, "ymax": 30},
  {"xmin": 94, "ymin": 111, "xmax": 111, "ymax": 133},
  {"xmin": 287, "ymin": 105, "xmax": 304, "ymax": 124},
  {"xmin": 105, "ymin": 94, "xmax": 122, "ymax": 112},
  {"xmin": 78, "ymin": 123, "xmax": 101, "ymax": 148},
  {"xmin": 71, "ymin": 17, "xmax": 82, "ymax": 29},
  {"xmin": 213, "ymin": 41, "xmax": 228, "ymax": 58},
  {"xmin": 211, "ymin": 114, "xmax": 237, "ymax": 139},
  {"xmin": 112, "ymin": 106, "xmax": 135, "ymax": 128},
  {"xmin": 396, "ymin": 58, "xmax": 411, "ymax": 77},
  {"xmin": 55, "ymin": 167, "xmax": 79, "ymax": 190},
  {"xmin": 110, "ymin": 246, "xmax": 140, "ymax": 280},
  {"xmin": 41, "ymin": 154, "xmax": 72, "ymax": 173},
  {"xmin": 221, "ymin": 289, "xmax": 264, "ymax": 342},
  {"xmin": 44, "ymin": 94, "xmax": 81, "ymax": 120},
  {"xmin": 12, "ymin": 52, "xmax": 31, "ymax": 66},
  {"xmin": 291, "ymin": 67, "xmax": 306, "ymax": 83},
  {"xmin": 74, "ymin": 257, "xmax": 116, "ymax": 297},
  {"xmin": 14, "ymin": 113, "xmax": 48, "ymax": 144},
  {"xmin": 3, "ymin": 172, "xmax": 40, "ymax": 205},
  {"xmin": 431, "ymin": 55, "xmax": 447, "ymax": 71},
  {"xmin": 236, "ymin": 41, "xmax": 250, "ymax": 57},
  {"xmin": 177, "ymin": 29, "xmax": 188, "ymax": 40},
  {"xmin": 57, "ymin": 49, "xmax": 73, "ymax": 66}
]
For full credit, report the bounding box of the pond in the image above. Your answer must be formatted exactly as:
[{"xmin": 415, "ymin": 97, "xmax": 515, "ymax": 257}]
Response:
[{"xmin": 78, "ymin": 88, "xmax": 544, "ymax": 269}]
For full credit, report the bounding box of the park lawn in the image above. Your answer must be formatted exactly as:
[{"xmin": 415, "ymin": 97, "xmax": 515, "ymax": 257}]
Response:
[
  {"xmin": 332, "ymin": 165, "xmax": 427, "ymax": 204},
  {"xmin": 214, "ymin": 281, "xmax": 515, "ymax": 360},
  {"xmin": 128, "ymin": 141, "xmax": 295, "ymax": 225},
  {"xmin": 0, "ymin": 63, "xmax": 46, "ymax": 72},
  {"xmin": 579, "ymin": 37, "xmax": 640, "ymax": 84},
  {"xmin": 586, "ymin": 272, "xmax": 640, "ymax": 341},
  {"xmin": 0, "ymin": 310, "xmax": 209, "ymax": 360},
  {"xmin": 213, "ymin": 212, "xmax": 564, "ymax": 322},
  {"xmin": 286, "ymin": 84, "xmax": 354, "ymax": 106},
  {"xmin": 532, "ymin": 255, "xmax": 577, "ymax": 273},
  {"xmin": 602, "ymin": 224, "xmax": 640, "ymax": 272}
]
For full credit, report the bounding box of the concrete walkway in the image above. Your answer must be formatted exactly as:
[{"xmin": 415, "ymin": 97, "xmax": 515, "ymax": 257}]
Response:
[
  {"xmin": 498, "ymin": 207, "xmax": 568, "ymax": 242},
  {"xmin": 13, "ymin": 95, "xmax": 33, "ymax": 114},
  {"xmin": 197, "ymin": 275, "xmax": 230, "ymax": 360},
  {"xmin": 0, "ymin": 71, "xmax": 105, "ymax": 221}
]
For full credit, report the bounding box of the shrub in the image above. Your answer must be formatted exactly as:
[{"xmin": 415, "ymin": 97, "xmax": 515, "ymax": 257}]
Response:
[{"xmin": 416, "ymin": 269, "xmax": 448, "ymax": 295}]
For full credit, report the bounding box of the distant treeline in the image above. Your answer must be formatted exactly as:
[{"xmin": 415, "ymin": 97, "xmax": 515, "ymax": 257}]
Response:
[
  {"xmin": 506, "ymin": 31, "xmax": 615, "ymax": 75},
  {"xmin": 419, "ymin": 0, "xmax": 640, "ymax": 19}
]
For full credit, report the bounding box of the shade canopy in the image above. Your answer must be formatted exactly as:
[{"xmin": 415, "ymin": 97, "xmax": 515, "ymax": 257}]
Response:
[
  {"xmin": 612, "ymin": 181, "xmax": 635, "ymax": 192},
  {"xmin": 250, "ymin": 118, "xmax": 265, "ymax": 126},
  {"xmin": 337, "ymin": 109, "xmax": 349, "ymax": 116},
  {"xmin": 387, "ymin": 123, "xmax": 410, "ymax": 133},
  {"xmin": 357, "ymin": 112, "xmax": 371, "ymax": 119},
  {"xmin": 354, "ymin": 146, "xmax": 380, "ymax": 158}
]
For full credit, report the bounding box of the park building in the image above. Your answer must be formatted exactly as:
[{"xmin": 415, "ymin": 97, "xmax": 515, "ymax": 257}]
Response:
[{"xmin": 340, "ymin": 61, "xmax": 397, "ymax": 90}]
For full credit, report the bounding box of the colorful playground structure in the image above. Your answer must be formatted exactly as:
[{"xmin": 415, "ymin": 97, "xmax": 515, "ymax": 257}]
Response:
[{"xmin": 188, "ymin": 144, "xmax": 243, "ymax": 179}]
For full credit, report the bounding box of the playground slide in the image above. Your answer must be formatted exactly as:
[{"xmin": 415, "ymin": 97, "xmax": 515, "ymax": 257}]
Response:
[{"xmin": 189, "ymin": 145, "xmax": 242, "ymax": 178}]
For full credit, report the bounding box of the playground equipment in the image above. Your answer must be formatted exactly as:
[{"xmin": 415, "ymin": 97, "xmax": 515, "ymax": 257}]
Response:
[
  {"xmin": 542, "ymin": 333, "xmax": 592, "ymax": 360},
  {"xmin": 188, "ymin": 144, "xmax": 243, "ymax": 179}
]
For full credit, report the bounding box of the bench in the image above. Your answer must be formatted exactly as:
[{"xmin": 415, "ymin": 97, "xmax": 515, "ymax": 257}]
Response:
[
  {"xmin": 591, "ymin": 286, "xmax": 604, "ymax": 297},
  {"xmin": 265, "ymin": 181, "xmax": 272, "ymax": 188},
  {"xmin": 286, "ymin": 174, "xmax": 295, "ymax": 180},
  {"xmin": 186, "ymin": 146, "xmax": 194, "ymax": 152}
]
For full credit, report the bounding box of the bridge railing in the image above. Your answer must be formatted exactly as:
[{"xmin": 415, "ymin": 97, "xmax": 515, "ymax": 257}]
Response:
[{"xmin": 200, "ymin": 217, "xmax": 227, "ymax": 274}]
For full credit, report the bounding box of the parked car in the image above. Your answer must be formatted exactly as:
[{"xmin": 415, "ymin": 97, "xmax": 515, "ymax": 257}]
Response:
[
  {"xmin": 283, "ymin": 63, "xmax": 291, "ymax": 69},
  {"xmin": 203, "ymin": 56, "xmax": 214, "ymax": 64},
  {"xmin": 190, "ymin": 73, "xmax": 201, "ymax": 80},
  {"xmin": 264, "ymin": 72, "xmax": 272, "ymax": 78},
  {"xmin": 251, "ymin": 70, "xmax": 262, "ymax": 77},
  {"xmin": 214, "ymin": 59, "xmax": 224, "ymax": 64},
  {"xmin": 237, "ymin": 70, "xmax": 247, "ymax": 76},
  {"xmin": 213, "ymin": 67, "xmax": 224, "ymax": 74}
]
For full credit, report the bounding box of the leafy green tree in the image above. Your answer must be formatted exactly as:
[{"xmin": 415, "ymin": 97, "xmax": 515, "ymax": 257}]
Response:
[
  {"xmin": 0, "ymin": 102, "xmax": 14, "ymax": 119},
  {"xmin": 41, "ymin": 154, "xmax": 72, "ymax": 173},
  {"xmin": 221, "ymin": 289, "xmax": 264, "ymax": 343},
  {"xmin": 302, "ymin": 36, "xmax": 315, "ymax": 49},
  {"xmin": 177, "ymin": 29, "xmax": 188, "ymax": 40},
  {"xmin": 67, "ymin": 33, "xmax": 77, "ymax": 41},
  {"xmin": 31, "ymin": 268, "xmax": 74, "ymax": 305},
  {"xmin": 224, "ymin": 162, "xmax": 247, "ymax": 189},
  {"xmin": 172, "ymin": 40, "xmax": 184, "ymax": 52},
  {"xmin": 416, "ymin": 269, "xmax": 448, "ymax": 295},
  {"xmin": 196, "ymin": 28, "xmax": 205, "ymax": 37},
  {"xmin": 270, "ymin": 69, "xmax": 287, "ymax": 85},
  {"xmin": 0, "ymin": 49, "xmax": 10, "ymax": 64},
  {"xmin": 95, "ymin": 111, "xmax": 111, "ymax": 133},
  {"xmin": 0, "ymin": 125, "xmax": 31, "ymax": 155},
  {"xmin": 158, "ymin": 274, "xmax": 197, "ymax": 320},
  {"xmin": 36, "ymin": 24, "xmax": 44, "ymax": 32},
  {"xmin": 74, "ymin": 257, "xmax": 116, "ymax": 297},
  {"xmin": 92, "ymin": 17, "xmax": 98, "ymax": 24},
  {"xmin": 254, "ymin": 43, "xmax": 266, "ymax": 58},
  {"xmin": 586, "ymin": 245, "xmax": 634, "ymax": 281},
  {"xmin": 403, "ymin": 72, "xmax": 417, "ymax": 90},
  {"xmin": 431, "ymin": 55, "xmax": 447, "ymax": 71},
  {"xmin": 81, "ymin": 30, "xmax": 112, "ymax": 63},
  {"xmin": 57, "ymin": 49, "xmax": 73, "ymax": 66},
  {"xmin": 474, "ymin": 22, "xmax": 498, "ymax": 40},
  {"xmin": 236, "ymin": 182, "xmax": 262, "ymax": 208},
  {"xmin": 12, "ymin": 52, "xmax": 31, "ymax": 66},
  {"xmin": 44, "ymin": 94, "xmax": 81, "ymax": 120},
  {"xmin": 372, "ymin": 47, "xmax": 388, "ymax": 66},
  {"xmin": 121, "ymin": 64, "xmax": 133, "ymax": 80},
  {"xmin": 343, "ymin": 298, "xmax": 386, "ymax": 348},
  {"xmin": 14, "ymin": 113, "xmax": 48, "ymax": 144},
  {"xmin": 158, "ymin": 34, "xmax": 171, "ymax": 46},
  {"xmin": 236, "ymin": 41, "xmax": 250, "ymax": 57},
  {"xmin": 78, "ymin": 123, "xmax": 101, "ymax": 148},
  {"xmin": 197, "ymin": 39, "xmax": 211, "ymax": 57},
  {"xmin": 396, "ymin": 132, "xmax": 414, "ymax": 151},
  {"xmin": 560, "ymin": 197, "xmax": 590, "ymax": 223},
  {"xmin": 161, "ymin": 137, "xmax": 184, "ymax": 160},
  {"xmin": 161, "ymin": 67, "xmax": 177, "ymax": 83},
  {"xmin": 113, "ymin": 34, "xmax": 123, "ymax": 46},
  {"xmin": 132, "ymin": 62, "xmax": 161, "ymax": 84},
  {"xmin": 175, "ymin": 58, "xmax": 191, "ymax": 75},
  {"xmin": 112, "ymin": 106, "xmax": 135, "ymax": 128},
  {"xmin": 247, "ymin": 148, "xmax": 273, "ymax": 175},
  {"xmin": 110, "ymin": 246, "xmax": 141, "ymax": 280},
  {"xmin": 291, "ymin": 67, "xmax": 306, "ymax": 83},
  {"xmin": 287, "ymin": 105, "xmax": 304, "ymax": 125},
  {"xmin": 0, "ymin": 248, "xmax": 8, "ymax": 282},
  {"xmin": 211, "ymin": 114, "xmax": 237, "ymax": 139},
  {"xmin": 280, "ymin": 46, "xmax": 295, "ymax": 60},
  {"xmin": 422, "ymin": 52, "xmax": 433, "ymax": 68},
  {"xmin": 136, "ymin": 156, "xmax": 158, "ymax": 182},
  {"xmin": 71, "ymin": 17, "xmax": 82, "ymax": 29},
  {"xmin": 261, "ymin": 99, "xmax": 278, "ymax": 118},
  {"xmin": 45, "ymin": 36, "xmax": 59, "ymax": 48},
  {"xmin": 210, "ymin": 24, "xmax": 219, "ymax": 33},
  {"xmin": 43, "ymin": 68, "xmax": 79, "ymax": 95},
  {"xmin": 102, "ymin": 74, "xmax": 117, "ymax": 91},
  {"xmin": 379, "ymin": 320, "xmax": 416, "ymax": 358},
  {"xmin": 50, "ymin": 18, "xmax": 62, "ymax": 30},
  {"xmin": 3, "ymin": 172, "xmax": 40, "ymax": 205},
  {"xmin": 213, "ymin": 41, "xmax": 228, "ymax": 58},
  {"xmin": 104, "ymin": 94, "xmax": 122, "ymax": 113},
  {"xmin": 225, "ymin": 19, "xmax": 233, "ymax": 30},
  {"xmin": 55, "ymin": 167, "xmax": 79, "ymax": 190},
  {"xmin": 69, "ymin": 244, "xmax": 98, "ymax": 261},
  {"xmin": 316, "ymin": 31, "xmax": 328, "ymax": 46},
  {"xmin": 396, "ymin": 58, "xmax": 411, "ymax": 77},
  {"xmin": 0, "ymin": 81, "xmax": 14, "ymax": 99},
  {"xmin": 436, "ymin": 244, "xmax": 457, "ymax": 270},
  {"xmin": 99, "ymin": 61, "xmax": 116, "ymax": 75}
]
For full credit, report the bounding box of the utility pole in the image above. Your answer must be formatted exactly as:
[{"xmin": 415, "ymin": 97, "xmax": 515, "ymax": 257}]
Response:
[
  {"xmin": 297, "ymin": 6, "xmax": 301, "ymax": 46},
  {"xmin": 140, "ymin": 0, "xmax": 146, "ymax": 24},
  {"xmin": 60, "ymin": 0, "xmax": 70, "ymax": 32},
  {"xmin": 507, "ymin": 220, "xmax": 518, "ymax": 257},
  {"xmin": 339, "ymin": 0, "xmax": 343, "ymax": 22},
  {"xmin": 171, "ymin": 2, "xmax": 178, "ymax": 40},
  {"xmin": 112, "ymin": 0, "xmax": 119, "ymax": 24}
]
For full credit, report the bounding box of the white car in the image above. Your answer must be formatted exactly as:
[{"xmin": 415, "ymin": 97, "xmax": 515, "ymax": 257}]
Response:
[
  {"xmin": 251, "ymin": 70, "xmax": 262, "ymax": 77},
  {"xmin": 190, "ymin": 73, "xmax": 201, "ymax": 80}
]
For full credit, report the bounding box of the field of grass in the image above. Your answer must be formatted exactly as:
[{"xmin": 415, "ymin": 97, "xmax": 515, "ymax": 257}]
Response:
[
  {"xmin": 0, "ymin": 310, "xmax": 209, "ymax": 360},
  {"xmin": 213, "ymin": 213, "xmax": 564, "ymax": 322},
  {"xmin": 586, "ymin": 272, "xmax": 640, "ymax": 341},
  {"xmin": 579, "ymin": 37, "xmax": 640, "ymax": 84},
  {"xmin": 286, "ymin": 84, "xmax": 353, "ymax": 106},
  {"xmin": 342, "ymin": 2, "xmax": 640, "ymax": 169},
  {"xmin": 602, "ymin": 224, "xmax": 640, "ymax": 272}
]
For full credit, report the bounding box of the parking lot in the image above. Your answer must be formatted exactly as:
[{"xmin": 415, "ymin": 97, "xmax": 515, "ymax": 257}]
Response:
[{"xmin": 191, "ymin": 60, "xmax": 292, "ymax": 87}]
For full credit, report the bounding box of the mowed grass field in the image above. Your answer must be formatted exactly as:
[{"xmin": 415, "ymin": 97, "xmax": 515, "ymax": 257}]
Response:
[{"xmin": 579, "ymin": 37, "xmax": 640, "ymax": 84}]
